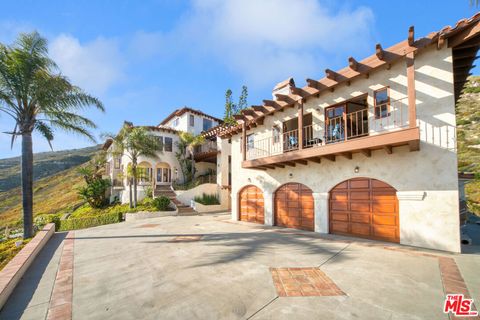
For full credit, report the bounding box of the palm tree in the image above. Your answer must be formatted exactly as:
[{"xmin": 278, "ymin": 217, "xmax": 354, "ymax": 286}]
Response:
[
  {"xmin": 0, "ymin": 32, "xmax": 104, "ymax": 238},
  {"xmin": 110, "ymin": 124, "xmax": 161, "ymax": 208},
  {"xmin": 177, "ymin": 132, "xmax": 204, "ymax": 182}
]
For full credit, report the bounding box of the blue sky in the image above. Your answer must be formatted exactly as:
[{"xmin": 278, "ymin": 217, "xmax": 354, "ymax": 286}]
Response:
[{"xmin": 0, "ymin": 0, "xmax": 478, "ymax": 158}]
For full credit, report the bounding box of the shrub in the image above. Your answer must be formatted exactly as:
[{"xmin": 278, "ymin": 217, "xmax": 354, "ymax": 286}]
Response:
[
  {"xmin": 152, "ymin": 196, "xmax": 171, "ymax": 211},
  {"xmin": 77, "ymin": 177, "xmax": 111, "ymax": 208},
  {"xmin": 0, "ymin": 238, "xmax": 31, "ymax": 270},
  {"xmin": 56, "ymin": 211, "xmax": 123, "ymax": 231},
  {"xmin": 194, "ymin": 193, "xmax": 220, "ymax": 205},
  {"xmin": 34, "ymin": 214, "xmax": 61, "ymax": 230},
  {"xmin": 144, "ymin": 186, "xmax": 154, "ymax": 199}
]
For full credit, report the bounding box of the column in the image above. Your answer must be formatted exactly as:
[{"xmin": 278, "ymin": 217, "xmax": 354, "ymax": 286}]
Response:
[
  {"xmin": 312, "ymin": 192, "xmax": 329, "ymax": 233},
  {"xmin": 406, "ymin": 52, "xmax": 417, "ymax": 128},
  {"xmin": 231, "ymin": 193, "xmax": 238, "ymax": 221},
  {"xmin": 297, "ymin": 101, "xmax": 304, "ymax": 149},
  {"xmin": 263, "ymin": 191, "xmax": 274, "ymax": 226}
]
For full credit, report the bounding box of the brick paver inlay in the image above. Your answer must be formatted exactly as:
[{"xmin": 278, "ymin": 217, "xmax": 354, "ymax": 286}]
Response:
[
  {"xmin": 47, "ymin": 231, "xmax": 75, "ymax": 320},
  {"xmin": 169, "ymin": 235, "xmax": 203, "ymax": 242},
  {"xmin": 270, "ymin": 267, "xmax": 345, "ymax": 297}
]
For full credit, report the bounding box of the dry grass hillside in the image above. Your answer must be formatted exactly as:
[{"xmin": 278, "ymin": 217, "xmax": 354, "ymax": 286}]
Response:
[{"xmin": 457, "ymin": 76, "xmax": 480, "ymax": 214}]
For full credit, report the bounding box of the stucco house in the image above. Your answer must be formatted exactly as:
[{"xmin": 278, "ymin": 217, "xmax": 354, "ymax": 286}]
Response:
[
  {"xmin": 103, "ymin": 107, "xmax": 222, "ymax": 204},
  {"xmin": 215, "ymin": 14, "xmax": 480, "ymax": 253}
]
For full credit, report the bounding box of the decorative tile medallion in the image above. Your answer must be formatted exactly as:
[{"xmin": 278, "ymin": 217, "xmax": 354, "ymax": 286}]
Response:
[{"xmin": 270, "ymin": 267, "xmax": 345, "ymax": 297}]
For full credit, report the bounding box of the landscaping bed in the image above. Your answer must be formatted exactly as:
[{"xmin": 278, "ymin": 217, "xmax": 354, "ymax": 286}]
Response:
[{"xmin": 0, "ymin": 238, "xmax": 31, "ymax": 271}]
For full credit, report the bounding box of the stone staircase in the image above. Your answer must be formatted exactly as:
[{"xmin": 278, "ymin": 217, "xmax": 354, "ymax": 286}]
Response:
[{"xmin": 154, "ymin": 185, "xmax": 198, "ymax": 216}]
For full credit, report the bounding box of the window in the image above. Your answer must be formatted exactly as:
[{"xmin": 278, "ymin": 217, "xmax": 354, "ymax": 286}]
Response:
[
  {"xmin": 114, "ymin": 158, "xmax": 121, "ymax": 169},
  {"xmin": 247, "ymin": 134, "xmax": 255, "ymax": 150},
  {"xmin": 173, "ymin": 118, "xmax": 179, "ymax": 127},
  {"xmin": 156, "ymin": 136, "xmax": 163, "ymax": 151},
  {"xmin": 164, "ymin": 137, "xmax": 173, "ymax": 152},
  {"xmin": 374, "ymin": 87, "xmax": 390, "ymax": 119},
  {"xmin": 272, "ymin": 125, "xmax": 281, "ymax": 143},
  {"xmin": 189, "ymin": 114, "xmax": 195, "ymax": 127},
  {"xmin": 203, "ymin": 118, "xmax": 213, "ymax": 131},
  {"xmin": 106, "ymin": 162, "xmax": 111, "ymax": 174}
]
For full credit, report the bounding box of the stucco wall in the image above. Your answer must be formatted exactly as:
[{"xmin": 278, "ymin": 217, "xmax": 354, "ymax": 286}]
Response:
[{"xmin": 229, "ymin": 44, "xmax": 460, "ymax": 252}]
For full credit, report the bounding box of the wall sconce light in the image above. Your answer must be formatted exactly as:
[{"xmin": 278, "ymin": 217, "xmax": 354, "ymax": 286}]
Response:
[
  {"xmin": 248, "ymin": 178, "xmax": 251, "ymax": 183},
  {"xmin": 289, "ymin": 173, "xmax": 293, "ymax": 178},
  {"xmin": 354, "ymin": 166, "xmax": 360, "ymax": 173}
]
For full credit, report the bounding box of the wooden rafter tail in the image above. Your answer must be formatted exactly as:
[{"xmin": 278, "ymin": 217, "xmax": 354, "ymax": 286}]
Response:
[
  {"xmin": 243, "ymin": 109, "xmax": 260, "ymax": 118},
  {"xmin": 306, "ymin": 78, "xmax": 321, "ymax": 89},
  {"xmin": 233, "ymin": 114, "xmax": 246, "ymax": 122},
  {"xmin": 263, "ymin": 99, "xmax": 283, "ymax": 110},
  {"xmin": 408, "ymin": 26, "xmax": 415, "ymax": 46},
  {"xmin": 348, "ymin": 56, "xmax": 358, "ymax": 71},
  {"xmin": 325, "ymin": 69, "xmax": 339, "ymax": 81},
  {"xmin": 376, "ymin": 43, "xmax": 384, "ymax": 60},
  {"xmin": 275, "ymin": 93, "xmax": 296, "ymax": 104}
]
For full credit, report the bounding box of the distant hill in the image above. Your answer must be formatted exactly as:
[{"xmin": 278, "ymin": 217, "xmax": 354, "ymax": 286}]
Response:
[
  {"xmin": 0, "ymin": 145, "xmax": 99, "ymax": 192},
  {"xmin": 0, "ymin": 163, "xmax": 87, "ymax": 229}
]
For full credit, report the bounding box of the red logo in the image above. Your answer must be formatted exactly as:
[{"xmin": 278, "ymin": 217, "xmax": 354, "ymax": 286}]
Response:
[{"xmin": 443, "ymin": 294, "xmax": 478, "ymax": 317}]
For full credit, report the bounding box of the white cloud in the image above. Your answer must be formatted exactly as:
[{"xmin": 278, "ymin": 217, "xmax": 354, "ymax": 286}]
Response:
[
  {"xmin": 136, "ymin": 0, "xmax": 375, "ymax": 88},
  {"xmin": 50, "ymin": 34, "xmax": 125, "ymax": 95}
]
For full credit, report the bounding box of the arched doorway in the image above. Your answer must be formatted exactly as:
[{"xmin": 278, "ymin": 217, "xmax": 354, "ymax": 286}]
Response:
[
  {"xmin": 329, "ymin": 178, "xmax": 399, "ymax": 243},
  {"xmin": 274, "ymin": 183, "xmax": 314, "ymax": 231},
  {"xmin": 155, "ymin": 162, "xmax": 172, "ymax": 185},
  {"xmin": 137, "ymin": 161, "xmax": 153, "ymax": 185},
  {"xmin": 238, "ymin": 185, "xmax": 264, "ymax": 224}
]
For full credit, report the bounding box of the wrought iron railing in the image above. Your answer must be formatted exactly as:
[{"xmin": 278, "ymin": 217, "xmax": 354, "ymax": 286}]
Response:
[{"xmin": 245, "ymin": 98, "xmax": 410, "ymax": 161}]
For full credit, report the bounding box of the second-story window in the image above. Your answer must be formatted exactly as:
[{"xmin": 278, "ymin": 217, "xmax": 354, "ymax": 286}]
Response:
[
  {"xmin": 156, "ymin": 136, "xmax": 163, "ymax": 151},
  {"xmin": 374, "ymin": 87, "xmax": 390, "ymax": 119},
  {"xmin": 164, "ymin": 137, "xmax": 173, "ymax": 152},
  {"xmin": 189, "ymin": 114, "xmax": 195, "ymax": 127},
  {"xmin": 173, "ymin": 118, "xmax": 179, "ymax": 127},
  {"xmin": 114, "ymin": 158, "xmax": 121, "ymax": 169},
  {"xmin": 203, "ymin": 118, "xmax": 212, "ymax": 131}
]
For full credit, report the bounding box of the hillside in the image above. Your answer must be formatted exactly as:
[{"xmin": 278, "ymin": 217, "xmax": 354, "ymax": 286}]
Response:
[
  {"xmin": 0, "ymin": 145, "xmax": 98, "ymax": 192},
  {"xmin": 0, "ymin": 163, "xmax": 87, "ymax": 230},
  {"xmin": 457, "ymin": 76, "xmax": 480, "ymax": 214}
]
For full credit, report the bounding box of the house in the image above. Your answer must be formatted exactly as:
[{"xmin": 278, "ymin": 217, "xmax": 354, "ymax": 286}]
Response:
[
  {"xmin": 103, "ymin": 107, "xmax": 223, "ymax": 204},
  {"xmin": 215, "ymin": 13, "xmax": 480, "ymax": 253}
]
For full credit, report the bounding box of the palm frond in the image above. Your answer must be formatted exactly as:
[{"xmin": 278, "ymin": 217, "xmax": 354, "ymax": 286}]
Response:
[
  {"xmin": 34, "ymin": 120, "xmax": 54, "ymax": 150},
  {"xmin": 48, "ymin": 119, "xmax": 96, "ymax": 142}
]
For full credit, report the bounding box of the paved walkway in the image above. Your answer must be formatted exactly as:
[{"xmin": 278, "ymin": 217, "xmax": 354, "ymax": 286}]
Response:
[{"xmin": 2, "ymin": 214, "xmax": 480, "ymax": 319}]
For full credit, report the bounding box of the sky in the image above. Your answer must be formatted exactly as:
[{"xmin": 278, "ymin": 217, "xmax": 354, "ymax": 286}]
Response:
[{"xmin": 0, "ymin": 0, "xmax": 478, "ymax": 158}]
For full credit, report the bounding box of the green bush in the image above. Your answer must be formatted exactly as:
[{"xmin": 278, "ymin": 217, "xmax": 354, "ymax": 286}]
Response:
[
  {"xmin": 194, "ymin": 193, "xmax": 220, "ymax": 205},
  {"xmin": 56, "ymin": 211, "xmax": 122, "ymax": 231},
  {"xmin": 34, "ymin": 214, "xmax": 61, "ymax": 230},
  {"xmin": 152, "ymin": 196, "xmax": 171, "ymax": 211},
  {"xmin": 77, "ymin": 177, "xmax": 111, "ymax": 208}
]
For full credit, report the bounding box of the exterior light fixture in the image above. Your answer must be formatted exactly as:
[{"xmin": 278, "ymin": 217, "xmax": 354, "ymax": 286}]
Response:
[
  {"xmin": 289, "ymin": 173, "xmax": 293, "ymax": 178},
  {"xmin": 248, "ymin": 178, "xmax": 251, "ymax": 182},
  {"xmin": 354, "ymin": 166, "xmax": 360, "ymax": 173}
]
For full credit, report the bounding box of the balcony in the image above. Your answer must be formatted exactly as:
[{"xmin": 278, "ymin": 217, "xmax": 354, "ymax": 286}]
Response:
[
  {"xmin": 194, "ymin": 140, "xmax": 218, "ymax": 163},
  {"xmin": 243, "ymin": 98, "xmax": 420, "ymax": 169}
]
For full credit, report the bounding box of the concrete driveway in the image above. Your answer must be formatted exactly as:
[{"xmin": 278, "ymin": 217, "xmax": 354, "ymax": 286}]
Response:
[{"xmin": 2, "ymin": 213, "xmax": 480, "ymax": 320}]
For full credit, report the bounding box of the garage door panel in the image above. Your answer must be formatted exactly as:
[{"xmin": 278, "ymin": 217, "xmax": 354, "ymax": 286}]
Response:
[
  {"xmin": 349, "ymin": 179, "xmax": 370, "ymax": 189},
  {"xmin": 350, "ymin": 213, "xmax": 370, "ymax": 223},
  {"xmin": 330, "ymin": 212, "xmax": 348, "ymax": 222},
  {"xmin": 329, "ymin": 178, "xmax": 399, "ymax": 243},
  {"xmin": 330, "ymin": 201, "xmax": 348, "ymax": 211},
  {"xmin": 350, "ymin": 191, "xmax": 370, "ymax": 200},
  {"xmin": 350, "ymin": 201, "xmax": 370, "ymax": 212},
  {"xmin": 351, "ymin": 223, "xmax": 371, "ymax": 236},
  {"xmin": 275, "ymin": 183, "xmax": 314, "ymax": 231}
]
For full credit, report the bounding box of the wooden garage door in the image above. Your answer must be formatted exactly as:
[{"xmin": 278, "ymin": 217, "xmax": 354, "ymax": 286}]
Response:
[
  {"xmin": 239, "ymin": 185, "xmax": 264, "ymax": 224},
  {"xmin": 275, "ymin": 183, "xmax": 314, "ymax": 231},
  {"xmin": 329, "ymin": 178, "xmax": 399, "ymax": 243}
]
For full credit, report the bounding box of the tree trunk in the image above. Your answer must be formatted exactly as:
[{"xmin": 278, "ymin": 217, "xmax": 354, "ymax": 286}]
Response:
[
  {"xmin": 129, "ymin": 178, "xmax": 133, "ymax": 208},
  {"xmin": 132, "ymin": 166, "xmax": 138, "ymax": 208},
  {"xmin": 21, "ymin": 132, "xmax": 34, "ymax": 238}
]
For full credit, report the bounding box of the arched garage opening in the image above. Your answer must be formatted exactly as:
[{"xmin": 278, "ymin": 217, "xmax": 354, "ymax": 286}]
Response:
[
  {"xmin": 238, "ymin": 185, "xmax": 264, "ymax": 224},
  {"xmin": 329, "ymin": 177, "xmax": 399, "ymax": 243},
  {"xmin": 274, "ymin": 183, "xmax": 314, "ymax": 231}
]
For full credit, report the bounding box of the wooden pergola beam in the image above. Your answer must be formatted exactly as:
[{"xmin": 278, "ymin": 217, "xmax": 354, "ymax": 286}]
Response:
[
  {"xmin": 275, "ymin": 94, "xmax": 296, "ymax": 104},
  {"xmin": 448, "ymin": 20, "xmax": 480, "ymax": 48},
  {"xmin": 325, "ymin": 69, "xmax": 339, "ymax": 81},
  {"xmin": 306, "ymin": 78, "xmax": 322, "ymax": 89}
]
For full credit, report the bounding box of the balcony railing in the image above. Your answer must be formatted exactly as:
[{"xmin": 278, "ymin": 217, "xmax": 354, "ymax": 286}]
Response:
[
  {"xmin": 195, "ymin": 140, "xmax": 217, "ymax": 154},
  {"xmin": 246, "ymin": 98, "xmax": 409, "ymax": 161}
]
